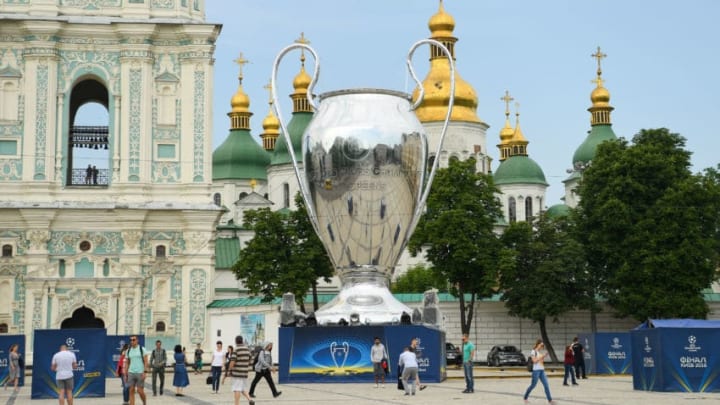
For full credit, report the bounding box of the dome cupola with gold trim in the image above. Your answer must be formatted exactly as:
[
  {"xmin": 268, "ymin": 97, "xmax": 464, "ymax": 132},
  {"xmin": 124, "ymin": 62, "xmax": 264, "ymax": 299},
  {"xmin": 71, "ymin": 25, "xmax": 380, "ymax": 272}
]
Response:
[
  {"xmin": 213, "ymin": 53, "xmax": 270, "ymax": 181},
  {"xmin": 494, "ymin": 101, "xmax": 547, "ymax": 187},
  {"xmin": 497, "ymin": 91, "xmax": 515, "ymax": 161},
  {"xmin": 412, "ymin": 0, "xmax": 481, "ymax": 124},
  {"xmin": 571, "ymin": 46, "xmax": 618, "ymax": 167},
  {"xmin": 260, "ymin": 80, "xmax": 280, "ymax": 151}
]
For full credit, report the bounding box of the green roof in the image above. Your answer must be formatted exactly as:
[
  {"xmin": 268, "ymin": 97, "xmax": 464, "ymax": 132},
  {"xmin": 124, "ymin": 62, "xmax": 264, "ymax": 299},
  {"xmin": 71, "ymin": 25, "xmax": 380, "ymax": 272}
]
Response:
[
  {"xmin": 572, "ymin": 124, "xmax": 617, "ymax": 165},
  {"xmin": 215, "ymin": 237, "xmax": 240, "ymax": 269},
  {"xmin": 493, "ymin": 155, "xmax": 548, "ymax": 186},
  {"xmin": 212, "ymin": 129, "xmax": 270, "ymax": 180},
  {"xmin": 271, "ymin": 112, "xmax": 312, "ymax": 165},
  {"xmin": 545, "ymin": 204, "xmax": 570, "ymax": 219},
  {"xmin": 207, "ymin": 292, "xmax": 503, "ymax": 308}
]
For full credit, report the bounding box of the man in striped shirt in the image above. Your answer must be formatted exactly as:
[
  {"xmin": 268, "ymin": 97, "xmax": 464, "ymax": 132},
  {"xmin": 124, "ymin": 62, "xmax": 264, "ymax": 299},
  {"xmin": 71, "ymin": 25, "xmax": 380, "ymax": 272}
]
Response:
[{"xmin": 228, "ymin": 335, "xmax": 254, "ymax": 405}]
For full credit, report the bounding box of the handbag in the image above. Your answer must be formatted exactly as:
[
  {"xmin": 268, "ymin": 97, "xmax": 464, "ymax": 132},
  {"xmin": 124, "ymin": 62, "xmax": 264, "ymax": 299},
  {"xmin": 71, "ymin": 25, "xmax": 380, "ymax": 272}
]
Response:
[
  {"xmin": 206, "ymin": 376, "xmax": 213, "ymax": 385},
  {"xmin": 381, "ymin": 357, "xmax": 389, "ymax": 374}
]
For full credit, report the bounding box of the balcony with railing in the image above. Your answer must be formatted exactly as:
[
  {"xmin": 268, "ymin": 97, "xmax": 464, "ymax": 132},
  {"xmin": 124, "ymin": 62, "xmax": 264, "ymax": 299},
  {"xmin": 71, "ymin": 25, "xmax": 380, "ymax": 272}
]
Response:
[{"xmin": 69, "ymin": 168, "xmax": 109, "ymax": 186}]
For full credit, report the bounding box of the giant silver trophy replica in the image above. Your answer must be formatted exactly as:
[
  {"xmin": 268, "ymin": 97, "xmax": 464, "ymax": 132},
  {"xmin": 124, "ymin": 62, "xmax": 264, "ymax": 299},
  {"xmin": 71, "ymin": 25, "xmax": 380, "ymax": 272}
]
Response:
[{"xmin": 271, "ymin": 39, "xmax": 455, "ymax": 325}]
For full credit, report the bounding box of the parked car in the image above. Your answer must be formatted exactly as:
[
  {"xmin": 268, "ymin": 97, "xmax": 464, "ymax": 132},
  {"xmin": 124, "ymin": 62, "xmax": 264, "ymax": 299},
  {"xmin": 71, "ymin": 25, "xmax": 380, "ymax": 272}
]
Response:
[
  {"xmin": 445, "ymin": 342, "xmax": 463, "ymax": 366},
  {"xmin": 487, "ymin": 345, "xmax": 526, "ymax": 367}
]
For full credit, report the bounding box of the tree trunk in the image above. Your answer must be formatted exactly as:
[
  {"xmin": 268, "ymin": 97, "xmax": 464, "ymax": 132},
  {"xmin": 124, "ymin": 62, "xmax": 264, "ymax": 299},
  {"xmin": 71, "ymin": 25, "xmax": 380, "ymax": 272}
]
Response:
[
  {"xmin": 299, "ymin": 300, "xmax": 306, "ymax": 314},
  {"xmin": 311, "ymin": 282, "xmax": 319, "ymax": 311},
  {"xmin": 538, "ymin": 318, "xmax": 558, "ymax": 363},
  {"xmin": 590, "ymin": 309, "xmax": 597, "ymax": 333},
  {"xmin": 459, "ymin": 289, "xmax": 468, "ymax": 335}
]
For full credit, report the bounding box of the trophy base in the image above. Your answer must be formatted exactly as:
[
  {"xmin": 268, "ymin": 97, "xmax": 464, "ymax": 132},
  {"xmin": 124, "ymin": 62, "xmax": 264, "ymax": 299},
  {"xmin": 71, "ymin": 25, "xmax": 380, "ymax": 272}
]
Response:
[{"xmin": 314, "ymin": 281, "xmax": 412, "ymax": 325}]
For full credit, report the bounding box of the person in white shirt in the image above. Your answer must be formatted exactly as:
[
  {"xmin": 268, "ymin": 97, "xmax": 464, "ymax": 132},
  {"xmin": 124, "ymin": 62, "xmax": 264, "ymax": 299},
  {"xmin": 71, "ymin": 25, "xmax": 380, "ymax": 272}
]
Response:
[
  {"xmin": 51, "ymin": 344, "xmax": 78, "ymax": 405},
  {"xmin": 523, "ymin": 339, "xmax": 555, "ymax": 404},
  {"xmin": 370, "ymin": 337, "xmax": 388, "ymax": 388},
  {"xmin": 210, "ymin": 341, "xmax": 226, "ymax": 393},
  {"xmin": 398, "ymin": 346, "xmax": 419, "ymax": 396}
]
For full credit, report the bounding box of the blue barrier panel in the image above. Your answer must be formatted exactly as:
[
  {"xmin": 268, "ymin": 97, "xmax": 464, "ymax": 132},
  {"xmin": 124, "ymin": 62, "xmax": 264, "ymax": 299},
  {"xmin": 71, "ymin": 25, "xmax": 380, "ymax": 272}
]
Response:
[
  {"xmin": 0, "ymin": 335, "xmax": 26, "ymax": 387},
  {"xmin": 278, "ymin": 325, "xmax": 445, "ymax": 383},
  {"xmin": 631, "ymin": 327, "xmax": 720, "ymax": 392},
  {"xmin": 31, "ymin": 329, "xmax": 107, "ymax": 399},
  {"xmin": 105, "ymin": 335, "xmax": 144, "ymax": 378}
]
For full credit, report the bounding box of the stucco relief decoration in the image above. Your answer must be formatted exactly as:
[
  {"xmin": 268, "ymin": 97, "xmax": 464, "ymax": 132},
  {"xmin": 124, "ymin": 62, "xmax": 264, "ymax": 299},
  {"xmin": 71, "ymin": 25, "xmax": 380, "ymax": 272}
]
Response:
[
  {"xmin": 59, "ymin": 50, "xmax": 118, "ymax": 95},
  {"xmin": 0, "ymin": 160, "xmax": 21, "ymax": 181},
  {"xmin": 189, "ymin": 268, "xmax": 206, "ymax": 343},
  {"xmin": 49, "ymin": 231, "xmax": 122, "ymax": 255},
  {"xmin": 59, "ymin": 289, "xmax": 109, "ymax": 319},
  {"xmin": 152, "ymin": 0, "xmax": 174, "ymax": 10},
  {"xmin": 32, "ymin": 294, "xmax": 42, "ymax": 330},
  {"xmin": 152, "ymin": 162, "xmax": 179, "ymax": 183},
  {"xmin": 122, "ymin": 231, "xmax": 142, "ymax": 250},
  {"xmin": 124, "ymin": 297, "xmax": 134, "ymax": 332},
  {"xmin": 34, "ymin": 62, "xmax": 48, "ymax": 179},
  {"xmin": 192, "ymin": 69, "xmax": 205, "ymax": 182},
  {"xmin": 27, "ymin": 230, "xmax": 50, "ymax": 250},
  {"xmin": 0, "ymin": 230, "xmax": 27, "ymax": 255},
  {"xmin": 140, "ymin": 231, "xmax": 184, "ymax": 255},
  {"xmin": 128, "ymin": 68, "xmax": 142, "ymax": 181},
  {"xmin": 61, "ymin": 0, "xmax": 121, "ymax": 9},
  {"xmin": 185, "ymin": 232, "xmax": 208, "ymax": 253}
]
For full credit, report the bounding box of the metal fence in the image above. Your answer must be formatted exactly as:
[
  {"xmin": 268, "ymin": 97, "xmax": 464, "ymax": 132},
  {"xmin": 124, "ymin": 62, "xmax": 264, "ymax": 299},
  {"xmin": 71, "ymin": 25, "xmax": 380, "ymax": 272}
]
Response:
[{"xmin": 70, "ymin": 168, "xmax": 109, "ymax": 186}]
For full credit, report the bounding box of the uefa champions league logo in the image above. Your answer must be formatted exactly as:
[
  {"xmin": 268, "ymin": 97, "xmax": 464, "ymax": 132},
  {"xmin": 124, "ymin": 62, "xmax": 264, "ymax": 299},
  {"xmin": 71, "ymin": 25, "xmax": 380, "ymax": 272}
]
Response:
[
  {"xmin": 66, "ymin": 337, "xmax": 76, "ymax": 350},
  {"xmin": 644, "ymin": 337, "xmax": 652, "ymax": 353},
  {"xmin": 329, "ymin": 341, "xmax": 350, "ymax": 369},
  {"xmin": 611, "ymin": 337, "xmax": 623, "ymax": 349},
  {"xmin": 684, "ymin": 335, "xmax": 701, "ymax": 353}
]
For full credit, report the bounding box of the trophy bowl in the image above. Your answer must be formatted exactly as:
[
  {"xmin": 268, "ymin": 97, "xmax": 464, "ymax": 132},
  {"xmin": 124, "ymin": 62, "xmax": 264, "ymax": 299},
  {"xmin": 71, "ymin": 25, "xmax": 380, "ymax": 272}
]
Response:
[{"xmin": 272, "ymin": 41, "xmax": 454, "ymax": 325}]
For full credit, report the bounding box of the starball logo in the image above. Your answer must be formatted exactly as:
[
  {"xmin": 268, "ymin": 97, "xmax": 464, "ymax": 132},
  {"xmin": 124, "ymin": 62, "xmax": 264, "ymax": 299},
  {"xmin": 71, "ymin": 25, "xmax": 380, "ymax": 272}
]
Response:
[
  {"xmin": 643, "ymin": 337, "xmax": 652, "ymax": 353},
  {"xmin": 684, "ymin": 335, "xmax": 701, "ymax": 353},
  {"xmin": 66, "ymin": 337, "xmax": 76, "ymax": 350},
  {"xmin": 610, "ymin": 337, "xmax": 623, "ymax": 349}
]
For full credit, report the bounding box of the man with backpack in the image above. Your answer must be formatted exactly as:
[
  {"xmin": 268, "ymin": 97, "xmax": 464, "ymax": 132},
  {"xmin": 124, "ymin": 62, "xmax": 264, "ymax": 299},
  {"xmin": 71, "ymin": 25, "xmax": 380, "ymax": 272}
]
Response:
[
  {"xmin": 125, "ymin": 336, "xmax": 149, "ymax": 405},
  {"xmin": 248, "ymin": 342, "xmax": 281, "ymax": 399},
  {"xmin": 150, "ymin": 340, "xmax": 167, "ymax": 396}
]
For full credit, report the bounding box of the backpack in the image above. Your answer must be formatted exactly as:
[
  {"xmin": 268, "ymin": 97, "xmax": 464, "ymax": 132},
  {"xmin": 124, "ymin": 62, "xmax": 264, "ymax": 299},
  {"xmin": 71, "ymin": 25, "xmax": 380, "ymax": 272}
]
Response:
[
  {"xmin": 251, "ymin": 347, "xmax": 262, "ymax": 370},
  {"xmin": 18, "ymin": 354, "xmax": 24, "ymax": 369}
]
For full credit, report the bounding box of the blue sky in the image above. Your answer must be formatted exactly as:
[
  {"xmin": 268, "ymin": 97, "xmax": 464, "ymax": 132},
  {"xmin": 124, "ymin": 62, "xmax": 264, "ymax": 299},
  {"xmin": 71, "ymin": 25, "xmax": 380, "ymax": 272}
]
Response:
[{"xmin": 205, "ymin": 0, "xmax": 719, "ymax": 205}]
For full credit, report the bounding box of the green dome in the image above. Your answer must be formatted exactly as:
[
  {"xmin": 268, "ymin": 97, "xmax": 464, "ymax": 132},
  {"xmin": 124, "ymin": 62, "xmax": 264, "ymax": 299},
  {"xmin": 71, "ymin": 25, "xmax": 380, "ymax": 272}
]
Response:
[
  {"xmin": 493, "ymin": 155, "xmax": 548, "ymax": 186},
  {"xmin": 545, "ymin": 203, "xmax": 570, "ymax": 219},
  {"xmin": 212, "ymin": 129, "xmax": 270, "ymax": 180},
  {"xmin": 271, "ymin": 112, "xmax": 312, "ymax": 165},
  {"xmin": 572, "ymin": 124, "xmax": 617, "ymax": 166}
]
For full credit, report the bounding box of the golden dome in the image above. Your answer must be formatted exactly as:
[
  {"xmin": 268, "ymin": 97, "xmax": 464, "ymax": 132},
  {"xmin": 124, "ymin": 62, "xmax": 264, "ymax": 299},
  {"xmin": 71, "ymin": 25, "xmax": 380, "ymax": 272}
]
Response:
[
  {"xmin": 293, "ymin": 65, "xmax": 311, "ymax": 93},
  {"xmin": 230, "ymin": 82, "xmax": 250, "ymax": 113},
  {"xmin": 262, "ymin": 108, "xmax": 280, "ymax": 134},
  {"xmin": 412, "ymin": 1, "xmax": 481, "ymax": 123},
  {"xmin": 590, "ymin": 83, "xmax": 610, "ymax": 106},
  {"xmin": 428, "ymin": 0, "xmax": 455, "ymax": 38}
]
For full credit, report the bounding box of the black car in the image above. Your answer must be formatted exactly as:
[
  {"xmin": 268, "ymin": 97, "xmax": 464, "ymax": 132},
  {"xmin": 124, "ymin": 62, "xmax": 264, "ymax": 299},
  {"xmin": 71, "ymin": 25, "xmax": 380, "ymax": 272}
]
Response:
[
  {"xmin": 445, "ymin": 342, "xmax": 462, "ymax": 366},
  {"xmin": 487, "ymin": 345, "xmax": 526, "ymax": 367}
]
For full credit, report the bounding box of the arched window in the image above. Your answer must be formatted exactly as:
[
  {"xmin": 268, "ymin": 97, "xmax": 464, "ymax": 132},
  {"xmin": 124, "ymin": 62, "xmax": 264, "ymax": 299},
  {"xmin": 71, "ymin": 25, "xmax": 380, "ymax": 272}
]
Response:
[
  {"xmin": 1, "ymin": 244, "xmax": 11, "ymax": 257},
  {"xmin": 156, "ymin": 245, "xmax": 166, "ymax": 258},
  {"xmin": 156, "ymin": 321, "xmax": 166, "ymax": 332},
  {"xmin": 239, "ymin": 192, "xmax": 248, "ymax": 200},
  {"xmin": 508, "ymin": 197, "xmax": 516, "ymax": 223},
  {"xmin": 0, "ymin": 323, "xmax": 7, "ymax": 333},
  {"xmin": 525, "ymin": 197, "xmax": 533, "ymax": 221},
  {"xmin": 213, "ymin": 193, "xmax": 221, "ymax": 206}
]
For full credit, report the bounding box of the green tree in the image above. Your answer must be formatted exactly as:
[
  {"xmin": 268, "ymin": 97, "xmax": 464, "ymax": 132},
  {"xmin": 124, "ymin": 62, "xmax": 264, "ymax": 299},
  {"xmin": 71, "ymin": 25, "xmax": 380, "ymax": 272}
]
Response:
[
  {"xmin": 232, "ymin": 194, "xmax": 334, "ymax": 312},
  {"xmin": 575, "ymin": 128, "xmax": 719, "ymax": 321},
  {"xmin": 498, "ymin": 214, "xmax": 586, "ymax": 361},
  {"xmin": 288, "ymin": 193, "xmax": 334, "ymax": 311},
  {"xmin": 408, "ymin": 158, "xmax": 503, "ymax": 334},
  {"xmin": 391, "ymin": 265, "xmax": 447, "ymax": 293}
]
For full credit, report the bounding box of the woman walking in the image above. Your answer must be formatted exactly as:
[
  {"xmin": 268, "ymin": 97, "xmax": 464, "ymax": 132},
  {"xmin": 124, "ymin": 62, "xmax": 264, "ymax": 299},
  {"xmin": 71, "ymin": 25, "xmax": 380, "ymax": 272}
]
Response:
[
  {"xmin": 523, "ymin": 339, "xmax": 555, "ymax": 404},
  {"xmin": 117, "ymin": 343, "xmax": 130, "ymax": 404},
  {"xmin": 172, "ymin": 345, "xmax": 189, "ymax": 396},
  {"xmin": 563, "ymin": 344, "xmax": 578, "ymax": 386},
  {"xmin": 5, "ymin": 344, "xmax": 20, "ymax": 392},
  {"xmin": 210, "ymin": 341, "xmax": 225, "ymax": 393}
]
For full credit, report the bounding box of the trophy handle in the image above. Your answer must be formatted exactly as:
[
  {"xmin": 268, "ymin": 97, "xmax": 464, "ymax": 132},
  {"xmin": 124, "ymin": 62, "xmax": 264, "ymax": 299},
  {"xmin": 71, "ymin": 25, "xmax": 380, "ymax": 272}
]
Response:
[
  {"xmin": 405, "ymin": 39, "xmax": 455, "ymax": 233},
  {"xmin": 271, "ymin": 43, "xmax": 321, "ymax": 228}
]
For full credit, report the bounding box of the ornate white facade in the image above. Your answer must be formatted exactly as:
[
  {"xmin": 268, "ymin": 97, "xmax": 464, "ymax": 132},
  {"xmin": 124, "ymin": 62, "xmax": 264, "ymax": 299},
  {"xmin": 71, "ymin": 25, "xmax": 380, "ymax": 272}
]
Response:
[{"xmin": 0, "ymin": 0, "xmax": 222, "ymax": 358}]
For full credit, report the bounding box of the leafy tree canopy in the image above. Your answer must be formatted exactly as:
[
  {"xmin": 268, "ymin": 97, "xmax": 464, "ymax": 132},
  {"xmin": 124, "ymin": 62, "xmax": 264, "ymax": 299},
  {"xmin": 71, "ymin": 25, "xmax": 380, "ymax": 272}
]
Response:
[
  {"xmin": 575, "ymin": 128, "xmax": 719, "ymax": 321},
  {"xmin": 391, "ymin": 265, "xmax": 447, "ymax": 293}
]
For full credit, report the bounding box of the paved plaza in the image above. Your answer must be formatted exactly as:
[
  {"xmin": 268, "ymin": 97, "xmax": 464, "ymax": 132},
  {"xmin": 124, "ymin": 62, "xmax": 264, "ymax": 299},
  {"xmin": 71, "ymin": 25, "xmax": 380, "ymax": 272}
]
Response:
[{"xmin": 2, "ymin": 367, "xmax": 717, "ymax": 405}]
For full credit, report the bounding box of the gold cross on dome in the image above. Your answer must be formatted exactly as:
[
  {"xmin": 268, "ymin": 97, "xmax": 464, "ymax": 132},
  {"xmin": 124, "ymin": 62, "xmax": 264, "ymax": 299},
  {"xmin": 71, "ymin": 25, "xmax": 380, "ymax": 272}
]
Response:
[
  {"xmin": 263, "ymin": 79, "xmax": 273, "ymax": 104},
  {"xmin": 294, "ymin": 32, "xmax": 311, "ymax": 63},
  {"xmin": 233, "ymin": 52, "xmax": 249, "ymax": 79},
  {"xmin": 591, "ymin": 46, "xmax": 607, "ymax": 75},
  {"xmin": 500, "ymin": 90, "xmax": 514, "ymax": 117}
]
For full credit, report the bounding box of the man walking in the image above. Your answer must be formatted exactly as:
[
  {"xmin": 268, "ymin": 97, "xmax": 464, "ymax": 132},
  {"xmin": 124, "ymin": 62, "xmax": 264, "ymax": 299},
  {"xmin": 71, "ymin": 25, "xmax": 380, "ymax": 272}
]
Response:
[
  {"xmin": 370, "ymin": 337, "xmax": 387, "ymax": 388},
  {"xmin": 150, "ymin": 340, "xmax": 167, "ymax": 396},
  {"xmin": 125, "ymin": 336, "xmax": 149, "ymax": 405},
  {"xmin": 572, "ymin": 337, "xmax": 587, "ymax": 379},
  {"xmin": 228, "ymin": 335, "xmax": 254, "ymax": 405},
  {"xmin": 399, "ymin": 346, "xmax": 419, "ymax": 396},
  {"xmin": 51, "ymin": 344, "xmax": 77, "ymax": 405},
  {"xmin": 461, "ymin": 334, "xmax": 475, "ymax": 393}
]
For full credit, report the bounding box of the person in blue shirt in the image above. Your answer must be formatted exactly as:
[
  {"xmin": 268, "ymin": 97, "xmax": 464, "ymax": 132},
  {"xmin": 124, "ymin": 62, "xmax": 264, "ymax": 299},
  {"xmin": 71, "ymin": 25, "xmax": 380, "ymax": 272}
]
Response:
[{"xmin": 461, "ymin": 334, "xmax": 475, "ymax": 393}]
